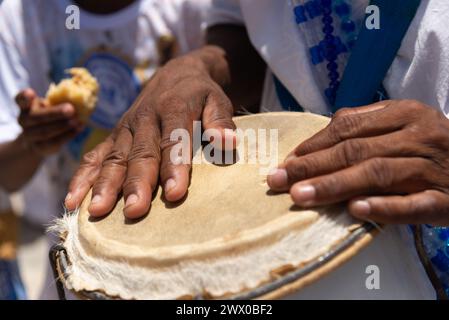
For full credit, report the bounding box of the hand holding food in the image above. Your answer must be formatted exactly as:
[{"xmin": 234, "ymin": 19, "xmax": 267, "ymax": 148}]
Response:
[
  {"xmin": 46, "ymin": 68, "xmax": 99, "ymax": 123},
  {"xmin": 16, "ymin": 68, "xmax": 99, "ymax": 156}
]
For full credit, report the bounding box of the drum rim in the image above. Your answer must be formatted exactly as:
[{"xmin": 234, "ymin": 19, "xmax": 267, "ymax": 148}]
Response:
[{"xmin": 50, "ymin": 222, "xmax": 376, "ymax": 300}]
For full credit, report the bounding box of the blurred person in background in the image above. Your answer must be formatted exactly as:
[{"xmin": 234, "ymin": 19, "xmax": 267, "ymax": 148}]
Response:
[
  {"xmin": 0, "ymin": 193, "xmax": 26, "ymax": 300},
  {"xmin": 0, "ymin": 0, "xmax": 210, "ymax": 299}
]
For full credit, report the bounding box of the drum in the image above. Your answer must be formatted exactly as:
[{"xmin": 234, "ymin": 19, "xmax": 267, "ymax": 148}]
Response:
[{"xmin": 49, "ymin": 112, "xmax": 435, "ymax": 300}]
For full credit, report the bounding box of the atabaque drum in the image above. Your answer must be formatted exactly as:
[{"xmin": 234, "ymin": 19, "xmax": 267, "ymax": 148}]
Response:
[{"xmin": 50, "ymin": 112, "xmax": 435, "ymax": 299}]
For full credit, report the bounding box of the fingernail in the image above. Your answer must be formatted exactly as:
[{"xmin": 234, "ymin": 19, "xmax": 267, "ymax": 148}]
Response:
[
  {"xmin": 165, "ymin": 179, "xmax": 177, "ymax": 193},
  {"xmin": 291, "ymin": 184, "xmax": 316, "ymax": 204},
  {"xmin": 62, "ymin": 104, "xmax": 74, "ymax": 114},
  {"xmin": 352, "ymin": 200, "xmax": 371, "ymax": 218},
  {"xmin": 267, "ymin": 168, "xmax": 288, "ymax": 188},
  {"xmin": 224, "ymin": 129, "xmax": 238, "ymax": 150},
  {"xmin": 91, "ymin": 195, "xmax": 102, "ymax": 204},
  {"xmin": 65, "ymin": 193, "xmax": 72, "ymax": 202},
  {"xmin": 125, "ymin": 194, "xmax": 139, "ymax": 208}
]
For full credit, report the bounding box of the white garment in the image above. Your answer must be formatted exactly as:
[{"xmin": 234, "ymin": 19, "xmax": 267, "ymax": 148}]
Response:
[
  {"xmin": 0, "ymin": 0, "xmax": 210, "ymax": 225},
  {"xmin": 208, "ymin": 0, "xmax": 449, "ymax": 116},
  {"xmin": 288, "ymin": 225, "xmax": 436, "ymax": 300},
  {"xmin": 207, "ymin": 0, "xmax": 440, "ymax": 299}
]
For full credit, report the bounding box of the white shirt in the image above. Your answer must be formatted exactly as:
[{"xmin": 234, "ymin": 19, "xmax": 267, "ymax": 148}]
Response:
[
  {"xmin": 0, "ymin": 0, "xmax": 210, "ymax": 224},
  {"xmin": 208, "ymin": 0, "xmax": 449, "ymax": 117}
]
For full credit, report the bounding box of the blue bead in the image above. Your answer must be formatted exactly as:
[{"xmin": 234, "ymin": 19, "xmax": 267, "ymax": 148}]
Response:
[
  {"xmin": 320, "ymin": 0, "xmax": 332, "ymax": 7},
  {"xmin": 330, "ymin": 80, "xmax": 340, "ymax": 89},
  {"xmin": 294, "ymin": 5, "xmax": 308, "ymax": 24},
  {"xmin": 319, "ymin": 40, "xmax": 336, "ymax": 60},
  {"xmin": 319, "ymin": 40, "xmax": 325, "ymax": 50},
  {"xmin": 324, "ymin": 47, "xmax": 337, "ymax": 59},
  {"xmin": 305, "ymin": 0, "xmax": 322, "ymax": 19},
  {"xmin": 333, "ymin": 36, "xmax": 344, "ymax": 46},
  {"xmin": 341, "ymin": 19, "xmax": 356, "ymax": 33},
  {"xmin": 322, "ymin": 15, "xmax": 333, "ymax": 24},
  {"xmin": 327, "ymin": 43, "xmax": 337, "ymax": 50},
  {"xmin": 333, "ymin": 36, "xmax": 348, "ymax": 54},
  {"xmin": 335, "ymin": 2, "xmax": 351, "ymax": 17},
  {"xmin": 327, "ymin": 61, "xmax": 338, "ymax": 71},
  {"xmin": 328, "ymin": 71, "xmax": 339, "ymax": 81},
  {"xmin": 320, "ymin": 39, "xmax": 336, "ymax": 50},
  {"xmin": 325, "ymin": 52, "xmax": 337, "ymax": 61},
  {"xmin": 431, "ymin": 250, "xmax": 449, "ymax": 272},
  {"xmin": 325, "ymin": 34, "xmax": 335, "ymax": 41},
  {"xmin": 310, "ymin": 45, "xmax": 324, "ymax": 65},
  {"xmin": 436, "ymin": 227, "xmax": 449, "ymax": 241},
  {"xmin": 322, "ymin": 25, "xmax": 334, "ymax": 34},
  {"xmin": 322, "ymin": 6, "xmax": 332, "ymax": 15},
  {"xmin": 313, "ymin": 0, "xmax": 323, "ymax": 13}
]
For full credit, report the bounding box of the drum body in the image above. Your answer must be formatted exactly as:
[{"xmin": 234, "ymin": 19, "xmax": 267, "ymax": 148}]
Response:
[{"xmin": 50, "ymin": 112, "xmax": 435, "ymax": 300}]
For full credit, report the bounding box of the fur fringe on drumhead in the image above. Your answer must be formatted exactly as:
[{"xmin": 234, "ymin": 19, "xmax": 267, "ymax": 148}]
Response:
[
  {"xmin": 47, "ymin": 208, "xmax": 79, "ymax": 242},
  {"xmin": 46, "ymin": 209, "xmax": 362, "ymax": 300}
]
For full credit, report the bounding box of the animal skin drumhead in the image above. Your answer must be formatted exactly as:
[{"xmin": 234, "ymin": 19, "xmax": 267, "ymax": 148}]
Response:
[{"xmin": 53, "ymin": 112, "xmax": 375, "ymax": 300}]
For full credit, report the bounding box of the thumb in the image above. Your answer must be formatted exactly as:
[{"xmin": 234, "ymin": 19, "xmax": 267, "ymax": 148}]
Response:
[
  {"xmin": 202, "ymin": 91, "xmax": 237, "ymax": 151},
  {"xmin": 15, "ymin": 88, "xmax": 37, "ymax": 112}
]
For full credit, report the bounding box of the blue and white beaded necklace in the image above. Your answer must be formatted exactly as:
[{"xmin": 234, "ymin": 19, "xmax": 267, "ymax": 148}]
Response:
[{"xmin": 291, "ymin": 0, "xmax": 361, "ymax": 106}]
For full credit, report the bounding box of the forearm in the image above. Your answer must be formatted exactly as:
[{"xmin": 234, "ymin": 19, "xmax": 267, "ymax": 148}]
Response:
[{"xmin": 0, "ymin": 135, "xmax": 43, "ymax": 192}]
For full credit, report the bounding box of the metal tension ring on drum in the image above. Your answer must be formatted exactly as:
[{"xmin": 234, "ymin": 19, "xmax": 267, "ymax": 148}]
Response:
[
  {"xmin": 50, "ymin": 245, "xmax": 113, "ymax": 300},
  {"xmin": 49, "ymin": 244, "xmax": 69, "ymax": 300}
]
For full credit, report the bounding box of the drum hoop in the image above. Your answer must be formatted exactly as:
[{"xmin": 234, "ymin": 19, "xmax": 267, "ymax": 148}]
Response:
[{"xmin": 49, "ymin": 223, "xmax": 375, "ymax": 300}]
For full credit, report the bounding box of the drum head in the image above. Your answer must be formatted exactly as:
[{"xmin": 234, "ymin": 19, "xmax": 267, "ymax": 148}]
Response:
[{"xmin": 54, "ymin": 112, "xmax": 376, "ymax": 300}]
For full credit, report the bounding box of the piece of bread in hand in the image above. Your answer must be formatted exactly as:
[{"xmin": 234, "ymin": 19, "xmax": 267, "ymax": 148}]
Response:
[{"xmin": 46, "ymin": 68, "xmax": 99, "ymax": 122}]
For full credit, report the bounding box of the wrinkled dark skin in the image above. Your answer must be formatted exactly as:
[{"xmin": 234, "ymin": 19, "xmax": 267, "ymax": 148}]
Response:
[
  {"xmin": 268, "ymin": 101, "xmax": 449, "ymax": 226},
  {"xmin": 0, "ymin": 89, "xmax": 82, "ymax": 192},
  {"xmin": 66, "ymin": 25, "xmax": 449, "ymax": 226},
  {"xmin": 16, "ymin": 89, "xmax": 83, "ymax": 156},
  {"xmin": 65, "ymin": 26, "xmax": 266, "ymax": 218}
]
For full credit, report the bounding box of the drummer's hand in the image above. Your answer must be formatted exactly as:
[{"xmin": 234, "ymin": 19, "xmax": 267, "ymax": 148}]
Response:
[
  {"xmin": 268, "ymin": 100, "xmax": 449, "ymax": 226},
  {"xmin": 65, "ymin": 49, "xmax": 236, "ymax": 218},
  {"xmin": 16, "ymin": 89, "xmax": 83, "ymax": 157}
]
